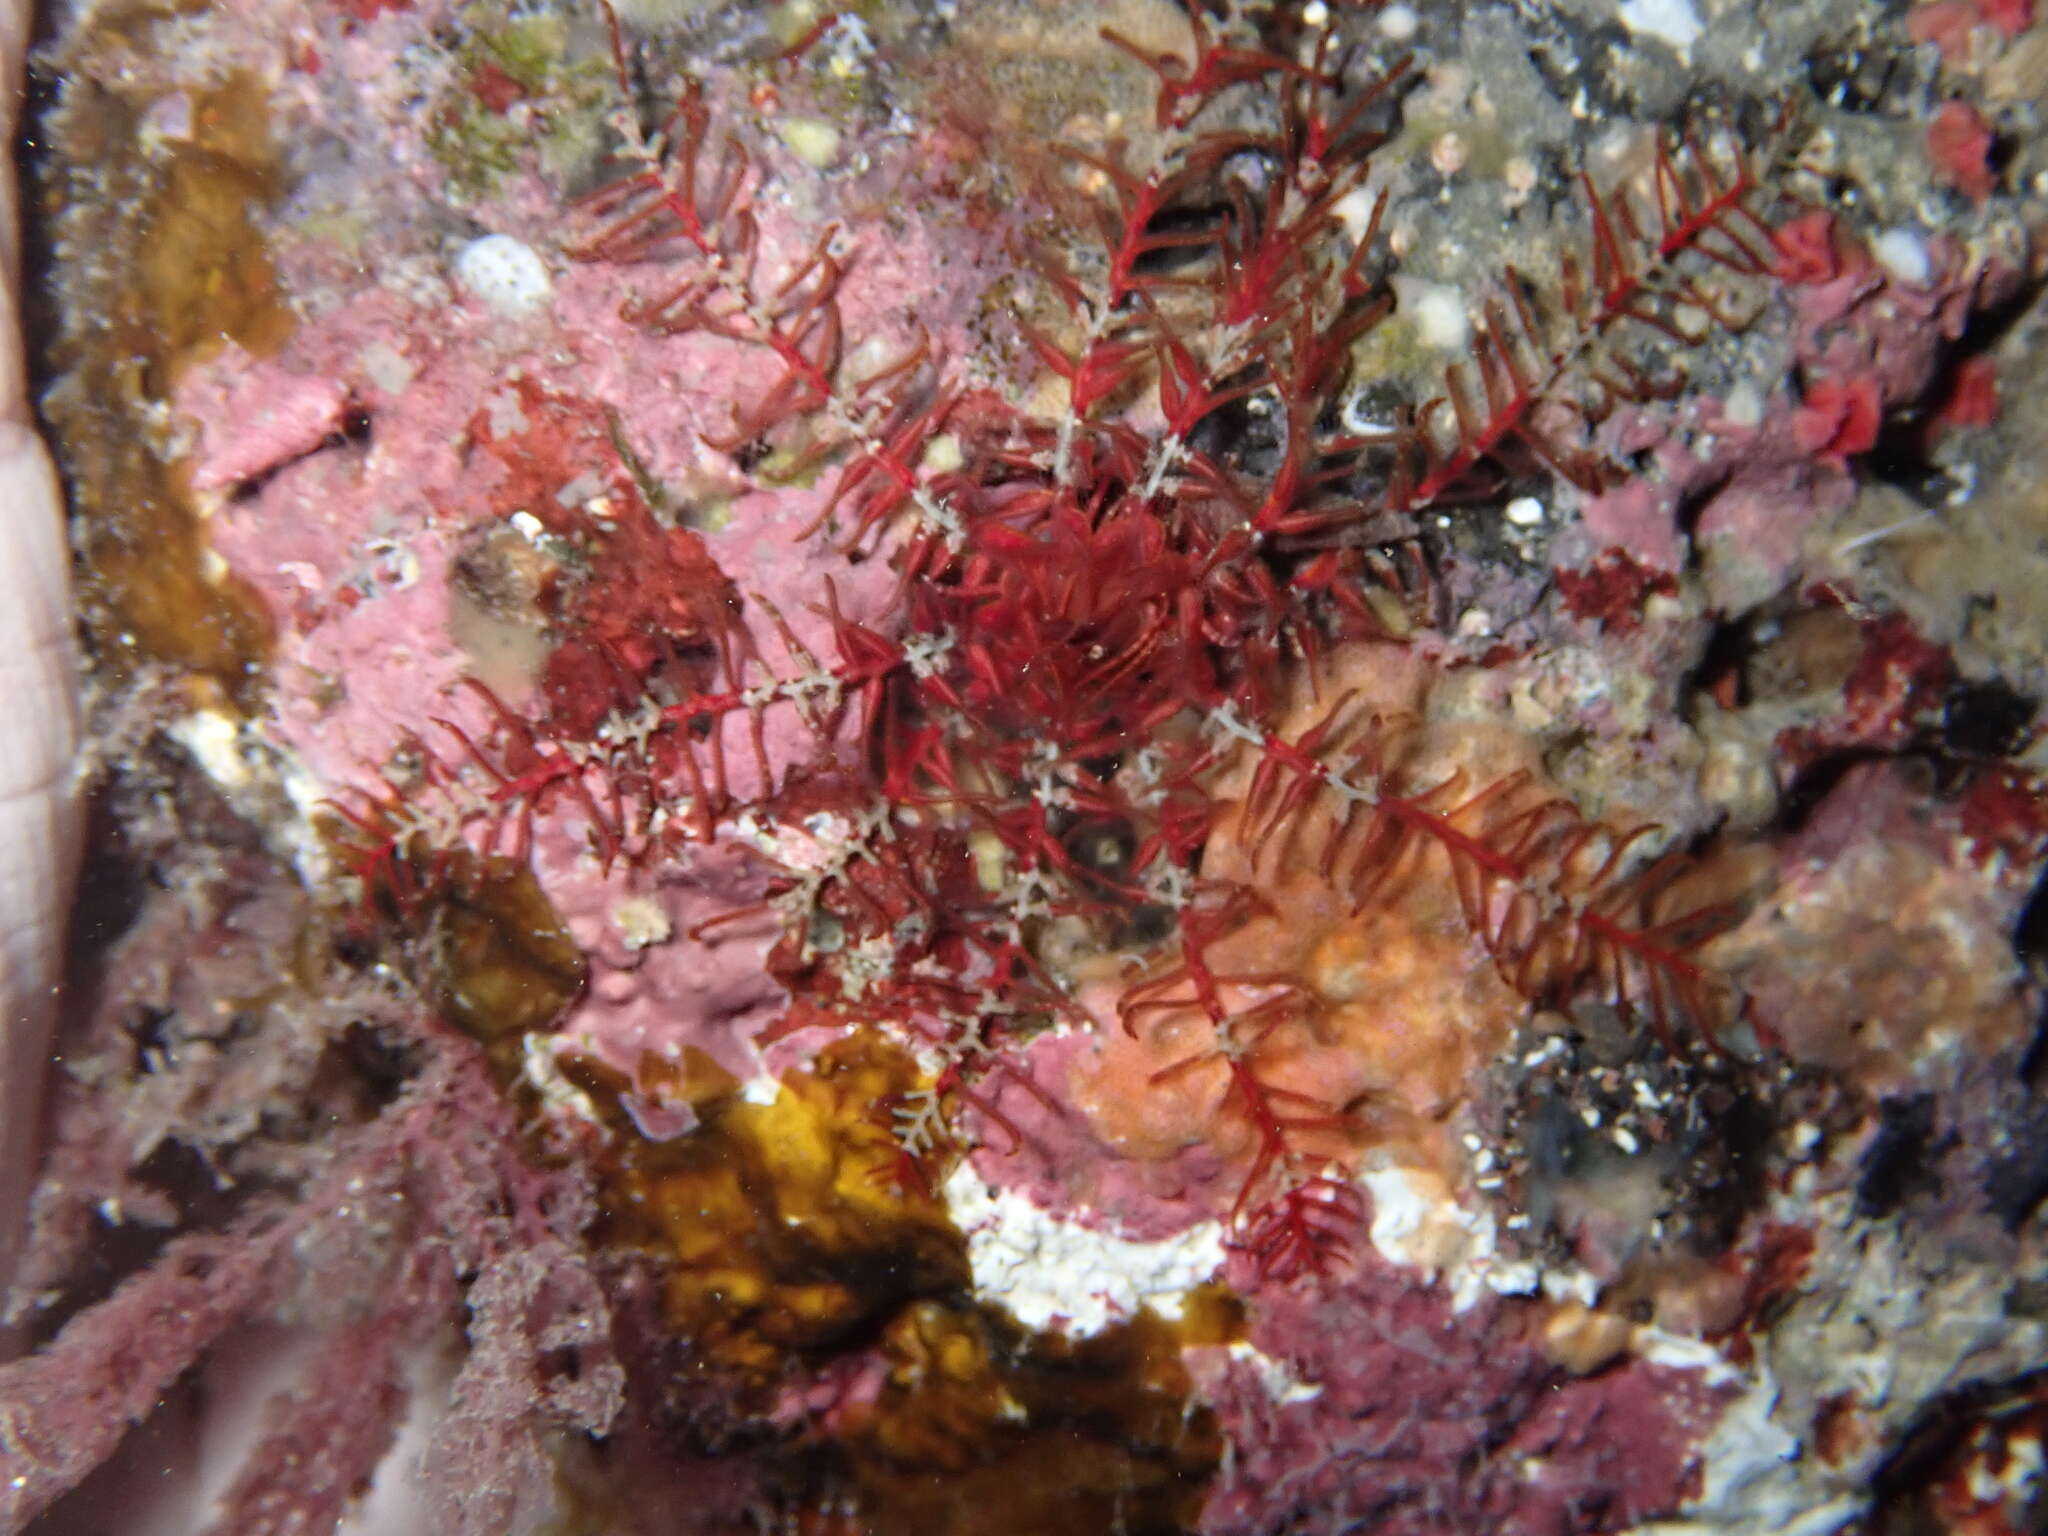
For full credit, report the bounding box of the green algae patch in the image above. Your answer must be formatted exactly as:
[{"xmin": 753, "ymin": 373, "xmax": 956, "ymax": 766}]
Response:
[{"xmin": 425, "ymin": 7, "xmax": 618, "ymax": 206}]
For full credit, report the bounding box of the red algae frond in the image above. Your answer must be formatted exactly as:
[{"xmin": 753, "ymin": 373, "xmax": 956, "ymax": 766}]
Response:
[{"xmin": 448, "ymin": 3, "xmax": 1777, "ymax": 1277}]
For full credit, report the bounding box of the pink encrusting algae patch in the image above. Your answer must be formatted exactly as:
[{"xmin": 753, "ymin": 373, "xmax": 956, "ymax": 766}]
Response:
[{"xmin": 178, "ymin": 116, "xmax": 1004, "ymax": 1091}]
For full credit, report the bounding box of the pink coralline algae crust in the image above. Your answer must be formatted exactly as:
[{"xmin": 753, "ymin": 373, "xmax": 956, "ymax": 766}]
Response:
[
  {"xmin": 179, "ymin": 362, "xmax": 353, "ymax": 495},
  {"xmin": 1789, "ymin": 236, "xmax": 2020, "ymax": 405},
  {"xmin": 1189, "ymin": 1251, "xmax": 1726, "ymax": 1536},
  {"xmin": 1910, "ymin": 0, "xmax": 2037, "ymax": 50},
  {"xmin": 968, "ymin": 1029, "xmax": 1245, "ymax": 1243},
  {"xmin": 1724, "ymin": 760, "xmax": 2035, "ymax": 1091},
  {"xmin": 530, "ymin": 817, "xmax": 785, "ymax": 1101},
  {"xmin": 1571, "ymin": 231, "xmax": 2023, "ymax": 598},
  {"xmin": 178, "ymin": 112, "xmax": 1000, "ymax": 1097}
]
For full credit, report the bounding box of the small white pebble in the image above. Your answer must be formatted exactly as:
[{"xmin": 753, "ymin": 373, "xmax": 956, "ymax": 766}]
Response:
[
  {"xmin": 780, "ymin": 116, "xmax": 841, "ymax": 168},
  {"xmin": 1643, "ymin": 590, "xmax": 1685, "ymax": 625},
  {"xmin": 1334, "ymin": 185, "xmax": 1381, "ymax": 242},
  {"xmin": 1502, "ymin": 154, "xmax": 1540, "ymax": 208},
  {"xmin": 1505, "ymin": 495, "xmax": 1545, "ymax": 526},
  {"xmin": 1393, "ymin": 275, "xmax": 1472, "ymax": 351},
  {"xmin": 1302, "ymin": 0, "xmax": 1330, "ymax": 25},
  {"xmin": 1612, "ymin": 1125, "xmax": 1640, "ymax": 1154},
  {"xmin": 1430, "ymin": 131, "xmax": 1469, "ymax": 178},
  {"xmin": 1378, "ymin": 3, "xmax": 1420, "ymax": 40},
  {"xmin": 139, "ymin": 90, "xmax": 194, "ymax": 147},
  {"xmin": 1618, "ymin": 0, "xmax": 1703, "ymax": 52},
  {"xmin": 1873, "ymin": 227, "xmax": 1933, "ymax": 287},
  {"xmin": 611, "ymin": 896, "xmax": 674, "ymax": 951},
  {"xmin": 453, "ymin": 233, "xmax": 554, "ymax": 318},
  {"xmin": 1721, "ymin": 379, "xmax": 1765, "ymax": 429},
  {"xmin": 1455, "ymin": 606, "xmax": 1494, "ymax": 638}
]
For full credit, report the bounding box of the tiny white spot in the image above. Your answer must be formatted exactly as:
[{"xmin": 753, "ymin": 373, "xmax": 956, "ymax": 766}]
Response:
[
  {"xmin": 1872, "ymin": 227, "xmax": 1933, "ymax": 287},
  {"xmin": 1721, "ymin": 379, "xmax": 1765, "ymax": 429},
  {"xmin": 1505, "ymin": 495, "xmax": 1545, "ymax": 526},
  {"xmin": 453, "ymin": 233, "xmax": 554, "ymax": 318},
  {"xmin": 1226, "ymin": 1340, "xmax": 1325, "ymax": 1404},
  {"xmin": 611, "ymin": 896, "xmax": 674, "ymax": 951},
  {"xmin": 1378, "ymin": 3, "xmax": 1420, "ymax": 41},
  {"xmin": 1392, "ymin": 275, "xmax": 1471, "ymax": 351},
  {"xmin": 1455, "ymin": 606, "xmax": 1494, "ymax": 638},
  {"xmin": 1617, "ymin": 0, "xmax": 1703, "ymax": 52},
  {"xmin": 780, "ymin": 117, "xmax": 842, "ymax": 169},
  {"xmin": 168, "ymin": 709, "xmax": 249, "ymax": 791},
  {"xmin": 1334, "ymin": 186, "xmax": 1381, "ymax": 242}
]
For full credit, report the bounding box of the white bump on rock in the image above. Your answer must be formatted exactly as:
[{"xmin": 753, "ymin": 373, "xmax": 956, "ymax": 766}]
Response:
[
  {"xmin": 1618, "ymin": 0, "xmax": 1703, "ymax": 52},
  {"xmin": 1392, "ymin": 275, "xmax": 1473, "ymax": 351},
  {"xmin": 1378, "ymin": 4, "xmax": 1420, "ymax": 41},
  {"xmin": 1722, "ymin": 379, "xmax": 1766, "ymax": 429},
  {"xmin": 1873, "ymin": 227, "xmax": 1933, "ymax": 287},
  {"xmin": 453, "ymin": 233, "xmax": 554, "ymax": 318},
  {"xmin": 780, "ymin": 117, "xmax": 842, "ymax": 169}
]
